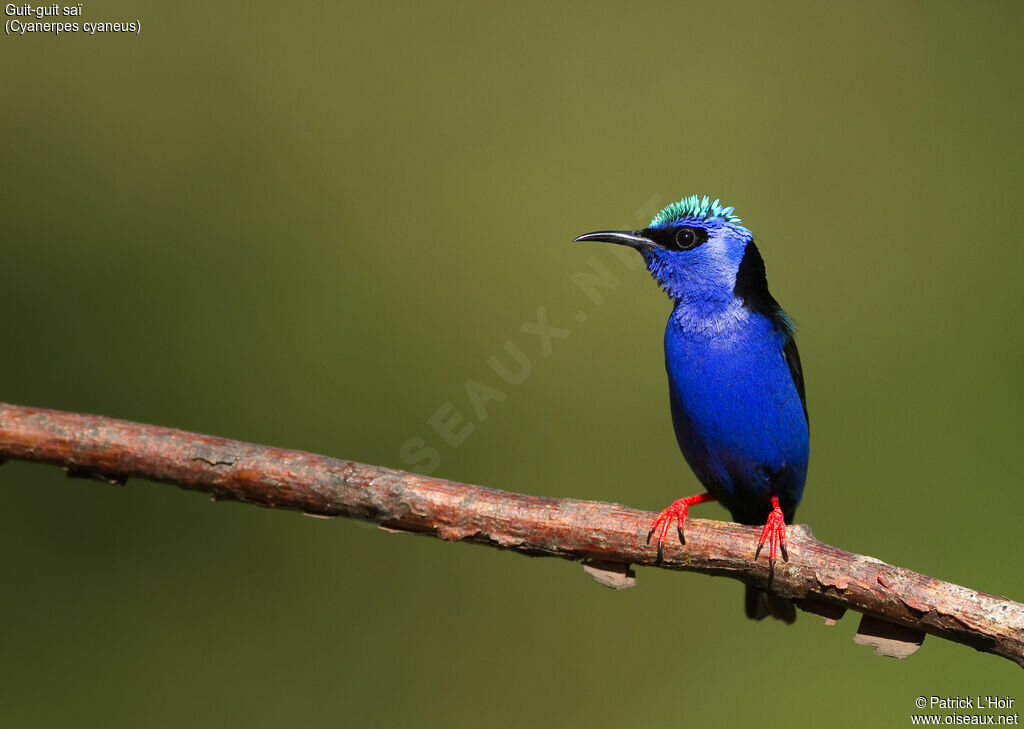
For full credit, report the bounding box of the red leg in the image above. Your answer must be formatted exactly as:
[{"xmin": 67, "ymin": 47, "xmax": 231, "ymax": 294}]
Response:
[
  {"xmin": 647, "ymin": 493, "xmax": 717, "ymax": 549},
  {"xmin": 754, "ymin": 495, "xmax": 788, "ymax": 564}
]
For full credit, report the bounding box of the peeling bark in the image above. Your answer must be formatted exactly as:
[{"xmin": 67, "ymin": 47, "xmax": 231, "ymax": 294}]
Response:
[{"xmin": 0, "ymin": 402, "xmax": 1021, "ymax": 667}]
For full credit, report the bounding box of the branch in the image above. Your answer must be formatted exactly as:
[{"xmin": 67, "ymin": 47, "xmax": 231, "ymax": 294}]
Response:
[{"xmin": 1, "ymin": 402, "xmax": 1021, "ymax": 668}]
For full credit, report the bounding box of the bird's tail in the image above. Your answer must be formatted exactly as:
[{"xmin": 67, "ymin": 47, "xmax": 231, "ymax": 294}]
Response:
[{"xmin": 744, "ymin": 584, "xmax": 796, "ymax": 624}]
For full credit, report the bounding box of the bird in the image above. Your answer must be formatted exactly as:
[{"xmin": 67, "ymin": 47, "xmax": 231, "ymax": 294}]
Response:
[{"xmin": 574, "ymin": 195, "xmax": 809, "ymax": 622}]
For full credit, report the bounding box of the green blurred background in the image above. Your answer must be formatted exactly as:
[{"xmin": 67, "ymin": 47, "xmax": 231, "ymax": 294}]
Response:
[{"xmin": 3, "ymin": 0, "xmax": 1022, "ymax": 726}]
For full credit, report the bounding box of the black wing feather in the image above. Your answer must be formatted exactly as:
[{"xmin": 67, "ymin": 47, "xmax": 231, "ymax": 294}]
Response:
[
  {"xmin": 733, "ymin": 240, "xmax": 808, "ymax": 426},
  {"xmin": 783, "ymin": 336, "xmax": 808, "ymax": 426}
]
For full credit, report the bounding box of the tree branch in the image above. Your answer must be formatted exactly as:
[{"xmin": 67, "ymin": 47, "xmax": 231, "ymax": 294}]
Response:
[{"xmin": 1, "ymin": 402, "xmax": 1021, "ymax": 667}]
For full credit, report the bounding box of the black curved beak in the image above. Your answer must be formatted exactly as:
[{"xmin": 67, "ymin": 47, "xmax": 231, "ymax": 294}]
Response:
[{"xmin": 573, "ymin": 230, "xmax": 653, "ymax": 249}]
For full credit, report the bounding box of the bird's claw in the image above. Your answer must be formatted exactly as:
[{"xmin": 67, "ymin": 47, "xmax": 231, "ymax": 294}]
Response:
[
  {"xmin": 754, "ymin": 495, "xmax": 788, "ymax": 565},
  {"xmin": 646, "ymin": 493, "xmax": 717, "ymax": 558},
  {"xmin": 647, "ymin": 499, "xmax": 691, "ymax": 548}
]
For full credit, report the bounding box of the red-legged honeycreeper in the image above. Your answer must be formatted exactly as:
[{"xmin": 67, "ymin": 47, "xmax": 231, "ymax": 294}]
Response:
[{"xmin": 575, "ymin": 195, "xmax": 809, "ymax": 622}]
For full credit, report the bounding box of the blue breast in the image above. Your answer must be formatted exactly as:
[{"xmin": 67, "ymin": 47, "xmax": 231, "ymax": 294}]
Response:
[{"xmin": 664, "ymin": 309, "xmax": 809, "ymax": 525}]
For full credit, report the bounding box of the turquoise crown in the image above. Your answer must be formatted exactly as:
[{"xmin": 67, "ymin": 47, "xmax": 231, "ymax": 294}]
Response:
[{"xmin": 649, "ymin": 195, "xmax": 743, "ymax": 228}]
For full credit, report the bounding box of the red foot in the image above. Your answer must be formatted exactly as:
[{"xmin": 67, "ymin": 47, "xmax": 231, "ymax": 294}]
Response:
[
  {"xmin": 754, "ymin": 495, "xmax": 788, "ymax": 564},
  {"xmin": 647, "ymin": 493, "xmax": 717, "ymax": 549}
]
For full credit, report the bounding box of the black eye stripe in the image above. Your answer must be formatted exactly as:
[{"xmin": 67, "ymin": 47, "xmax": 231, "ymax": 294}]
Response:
[{"xmin": 641, "ymin": 225, "xmax": 708, "ymax": 252}]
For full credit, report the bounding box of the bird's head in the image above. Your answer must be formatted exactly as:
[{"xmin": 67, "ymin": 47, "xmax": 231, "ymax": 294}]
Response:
[{"xmin": 575, "ymin": 195, "xmax": 754, "ymax": 304}]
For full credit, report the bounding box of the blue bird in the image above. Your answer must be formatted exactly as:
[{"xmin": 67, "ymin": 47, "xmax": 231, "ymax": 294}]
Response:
[{"xmin": 575, "ymin": 195, "xmax": 809, "ymax": 622}]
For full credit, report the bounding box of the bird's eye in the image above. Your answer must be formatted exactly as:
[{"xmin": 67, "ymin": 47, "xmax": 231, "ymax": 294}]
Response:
[{"xmin": 672, "ymin": 226, "xmax": 706, "ymax": 251}]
